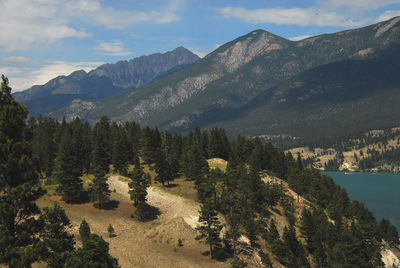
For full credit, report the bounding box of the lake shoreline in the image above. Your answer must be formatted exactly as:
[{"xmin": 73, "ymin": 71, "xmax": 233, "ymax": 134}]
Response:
[{"xmin": 323, "ymin": 171, "xmax": 400, "ymax": 231}]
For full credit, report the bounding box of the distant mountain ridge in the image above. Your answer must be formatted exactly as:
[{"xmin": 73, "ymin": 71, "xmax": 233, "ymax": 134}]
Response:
[
  {"xmin": 56, "ymin": 16, "xmax": 400, "ymax": 143},
  {"xmin": 13, "ymin": 46, "xmax": 200, "ymax": 115}
]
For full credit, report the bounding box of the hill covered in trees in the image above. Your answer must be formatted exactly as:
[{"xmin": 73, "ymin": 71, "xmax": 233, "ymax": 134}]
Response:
[{"xmin": 1, "ymin": 76, "xmax": 400, "ymax": 267}]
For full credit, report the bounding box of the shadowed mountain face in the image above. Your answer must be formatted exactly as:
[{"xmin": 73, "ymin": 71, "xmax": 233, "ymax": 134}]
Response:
[
  {"xmin": 21, "ymin": 17, "xmax": 400, "ymax": 143},
  {"xmin": 59, "ymin": 16, "xmax": 400, "ymax": 142},
  {"xmin": 13, "ymin": 47, "xmax": 200, "ymax": 116}
]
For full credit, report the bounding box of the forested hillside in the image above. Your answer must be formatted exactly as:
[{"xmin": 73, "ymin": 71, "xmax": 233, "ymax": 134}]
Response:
[{"xmin": 1, "ymin": 76, "xmax": 399, "ymax": 267}]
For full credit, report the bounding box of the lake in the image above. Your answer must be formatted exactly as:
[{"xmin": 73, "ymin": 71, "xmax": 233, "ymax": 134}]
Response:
[{"xmin": 323, "ymin": 172, "xmax": 400, "ymax": 231}]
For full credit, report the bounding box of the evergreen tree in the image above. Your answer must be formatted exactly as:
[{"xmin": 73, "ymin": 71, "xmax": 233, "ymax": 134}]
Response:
[
  {"xmin": 128, "ymin": 157, "xmax": 150, "ymax": 219},
  {"xmin": 379, "ymin": 218, "xmax": 399, "ymax": 247},
  {"xmin": 92, "ymin": 116, "xmax": 111, "ymax": 173},
  {"xmin": 31, "ymin": 116, "xmax": 58, "ymax": 177},
  {"xmin": 124, "ymin": 121, "xmax": 141, "ymax": 161},
  {"xmin": 70, "ymin": 117, "xmax": 91, "ymax": 175},
  {"xmin": 111, "ymin": 126, "xmax": 130, "ymax": 175},
  {"xmin": 107, "ymin": 224, "xmax": 115, "ymax": 238},
  {"xmin": 53, "ymin": 128, "xmax": 85, "ymax": 203},
  {"xmin": 79, "ymin": 219, "xmax": 91, "ymax": 243},
  {"xmin": 196, "ymin": 198, "xmax": 222, "ymax": 258},
  {"xmin": 0, "ymin": 75, "xmax": 45, "ymax": 266},
  {"xmin": 154, "ymin": 152, "xmax": 173, "ymax": 186},
  {"xmin": 40, "ymin": 203, "xmax": 75, "ymax": 268},
  {"xmin": 90, "ymin": 166, "xmax": 111, "ymax": 209},
  {"xmin": 282, "ymin": 224, "xmax": 310, "ymax": 268},
  {"xmin": 208, "ymin": 127, "xmax": 230, "ymax": 160},
  {"xmin": 69, "ymin": 220, "xmax": 120, "ymax": 267},
  {"xmin": 141, "ymin": 127, "xmax": 161, "ymax": 164},
  {"xmin": 187, "ymin": 144, "xmax": 209, "ymax": 186}
]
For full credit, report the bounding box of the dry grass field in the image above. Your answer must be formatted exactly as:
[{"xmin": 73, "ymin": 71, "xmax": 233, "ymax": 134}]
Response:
[{"xmin": 36, "ymin": 175, "xmax": 229, "ymax": 268}]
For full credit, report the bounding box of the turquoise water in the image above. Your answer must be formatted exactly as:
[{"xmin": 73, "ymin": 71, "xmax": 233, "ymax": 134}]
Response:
[{"xmin": 323, "ymin": 172, "xmax": 400, "ymax": 231}]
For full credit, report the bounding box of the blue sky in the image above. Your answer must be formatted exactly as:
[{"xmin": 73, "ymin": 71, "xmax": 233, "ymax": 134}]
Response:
[{"xmin": 1, "ymin": 0, "xmax": 400, "ymax": 92}]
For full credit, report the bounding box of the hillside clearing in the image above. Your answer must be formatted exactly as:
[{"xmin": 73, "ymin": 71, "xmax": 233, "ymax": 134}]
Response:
[{"xmin": 36, "ymin": 176, "xmax": 228, "ymax": 268}]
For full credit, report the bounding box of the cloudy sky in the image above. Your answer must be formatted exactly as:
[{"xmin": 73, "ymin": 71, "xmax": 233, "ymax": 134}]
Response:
[{"xmin": 1, "ymin": 0, "xmax": 400, "ymax": 92}]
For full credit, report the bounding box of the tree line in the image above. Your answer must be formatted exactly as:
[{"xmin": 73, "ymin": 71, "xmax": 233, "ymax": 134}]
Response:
[
  {"xmin": 0, "ymin": 76, "xmax": 119, "ymax": 267},
  {"xmin": 1, "ymin": 74, "xmax": 399, "ymax": 267}
]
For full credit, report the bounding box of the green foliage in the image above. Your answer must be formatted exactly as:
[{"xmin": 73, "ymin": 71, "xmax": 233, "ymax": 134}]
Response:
[
  {"xmin": 177, "ymin": 238, "xmax": 183, "ymax": 247},
  {"xmin": 107, "ymin": 224, "xmax": 115, "ymax": 238},
  {"xmin": 282, "ymin": 225, "xmax": 310, "ymax": 268},
  {"xmin": 230, "ymin": 256, "xmax": 247, "ymax": 268},
  {"xmin": 79, "ymin": 219, "xmax": 91, "ymax": 243},
  {"xmin": 111, "ymin": 123, "xmax": 130, "ymax": 175},
  {"xmin": 52, "ymin": 127, "xmax": 85, "ymax": 203},
  {"xmin": 92, "ymin": 116, "xmax": 111, "ymax": 173},
  {"xmin": 128, "ymin": 157, "xmax": 151, "ymax": 220},
  {"xmin": 30, "ymin": 116, "xmax": 58, "ymax": 177},
  {"xmin": 196, "ymin": 198, "xmax": 222, "ymax": 258},
  {"xmin": 40, "ymin": 203, "xmax": 75, "ymax": 267},
  {"xmin": 258, "ymin": 250, "xmax": 273, "ymax": 268},
  {"xmin": 380, "ymin": 218, "xmax": 399, "ymax": 247},
  {"xmin": 0, "ymin": 75, "xmax": 45, "ymax": 267},
  {"xmin": 186, "ymin": 144, "xmax": 209, "ymax": 185},
  {"xmin": 67, "ymin": 232, "xmax": 120, "ymax": 268},
  {"xmin": 90, "ymin": 166, "xmax": 111, "ymax": 209}
]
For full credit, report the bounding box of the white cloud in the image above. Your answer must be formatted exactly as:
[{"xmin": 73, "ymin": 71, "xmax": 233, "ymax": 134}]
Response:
[
  {"xmin": 0, "ymin": 58, "xmax": 103, "ymax": 92},
  {"xmin": 219, "ymin": 7, "xmax": 363, "ymax": 27},
  {"xmin": 95, "ymin": 40, "xmax": 132, "ymax": 56},
  {"xmin": 0, "ymin": 0, "xmax": 180, "ymax": 51},
  {"xmin": 376, "ymin": 10, "xmax": 400, "ymax": 22},
  {"xmin": 289, "ymin": 35, "xmax": 312, "ymax": 41},
  {"xmin": 319, "ymin": 0, "xmax": 400, "ymax": 11},
  {"xmin": 219, "ymin": 0, "xmax": 400, "ymax": 27}
]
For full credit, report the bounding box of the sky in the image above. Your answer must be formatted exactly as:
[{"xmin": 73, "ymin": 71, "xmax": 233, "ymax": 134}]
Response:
[{"xmin": 1, "ymin": 0, "xmax": 400, "ymax": 92}]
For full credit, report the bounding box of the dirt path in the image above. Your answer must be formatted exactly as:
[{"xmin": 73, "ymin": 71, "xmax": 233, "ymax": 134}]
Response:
[{"xmin": 108, "ymin": 176, "xmax": 200, "ymax": 228}]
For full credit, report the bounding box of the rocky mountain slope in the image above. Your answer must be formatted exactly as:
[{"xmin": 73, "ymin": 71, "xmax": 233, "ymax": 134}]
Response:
[
  {"xmin": 14, "ymin": 47, "xmax": 199, "ymax": 116},
  {"xmin": 56, "ymin": 17, "xmax": 400, "ymax": 142}
]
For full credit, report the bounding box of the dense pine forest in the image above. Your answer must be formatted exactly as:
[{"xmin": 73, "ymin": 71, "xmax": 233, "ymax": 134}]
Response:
[{"xmin": 1, "ymin": 75, "xmax": 399, "ymax": 267}]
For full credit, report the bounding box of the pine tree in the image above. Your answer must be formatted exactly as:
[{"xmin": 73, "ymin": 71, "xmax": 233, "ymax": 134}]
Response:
[
  {"xmin": 70, "ymin": 117, "xmax": 91, "ymax": 175},
  {"xmin": 92, "ymin": 116, "xmax": 111, "ymax": 173},
  {"xmin": 107, "ymin": 224, "xmax": 115, "ymax": 238},
  {"xmin": 31, "ymin": 116, "xmax": 58, "ymax": 177},
  {"xmin": 0, "ymin": 75, "xmax": 45, "ymax": 266},
  {"xmin": 79, "ymin": 219, "xmax": 91, "ymax": 243},
  {"xmin": 70, "ymin": 220, "xmax": 120, "ymax": 267},
  {"xmin": 112, "ymin": 126, "xmax": 130, "ymax": 175},
  {"xmin": 196, "ymin": 198, "xmax": 222, "ymax": 258},
  {"xmin": 53, "ymin": 128, "xmax": 85, "ymax": 203},
  {"xmin": 40, "ymin": 203, "xmax": 75, "ymax": 267},
  {"xmin": 187, "ymin": 144, "xmax": 209, "ymax": 186},
  {"xmin": 128, "ymin": 157, "xmax": 150, "ymax": 219},
  {"xmin": 90, "ymin": 166, "xmax": 111, "ymax": 209}
]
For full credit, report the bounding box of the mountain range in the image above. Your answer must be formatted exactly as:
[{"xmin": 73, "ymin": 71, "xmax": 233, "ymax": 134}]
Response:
[
  {"xmin": 16, "ymin": 16, "xmax": 400, "ymax": 143},
  {"xmin": 13, "ymin": 46, "xmax": 199, "ymax": 116}
]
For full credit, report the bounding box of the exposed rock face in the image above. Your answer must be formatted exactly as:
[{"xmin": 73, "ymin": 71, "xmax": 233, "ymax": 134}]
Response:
[
  {"xmin": 39, "ymin": 17, "xmax": 400, "ymax": 141},
  {"xmin": 13, "ymin": 47, "xmax": 200, "ymax": 116},
  {"xmin": 90, "ymin": 46, "xmax": 199, "ymax": 88},
  {"xmin": 110, "ymin": 30, "xmax": 291, "ymax": 123},
  {"xmin": 58, "ymin": 99, "xmax": 96, "ymax": 122},
  {"xmin": 88, "ymin": 17, "xmax": 400, "ymax": 130}
]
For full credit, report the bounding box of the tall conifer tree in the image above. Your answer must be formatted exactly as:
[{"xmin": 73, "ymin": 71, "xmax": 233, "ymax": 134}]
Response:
[
  {"xmin": 53, "ymin": 128, "xmax": 84, "ymax": 203},
  {"xmin": 0, "ymin": 75, "xmax": 45, "ymax": 266}
]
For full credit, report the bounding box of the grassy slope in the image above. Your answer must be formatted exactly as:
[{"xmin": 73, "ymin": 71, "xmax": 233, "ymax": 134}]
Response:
[{"xmin": 34, "ymin": 158, "xmax": 311, "ymax": 268}]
